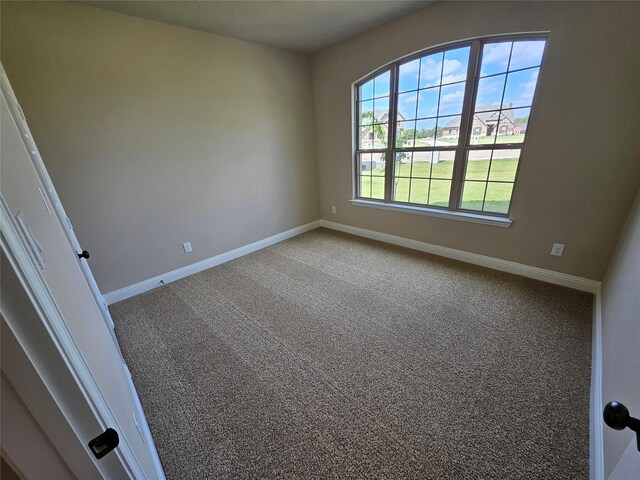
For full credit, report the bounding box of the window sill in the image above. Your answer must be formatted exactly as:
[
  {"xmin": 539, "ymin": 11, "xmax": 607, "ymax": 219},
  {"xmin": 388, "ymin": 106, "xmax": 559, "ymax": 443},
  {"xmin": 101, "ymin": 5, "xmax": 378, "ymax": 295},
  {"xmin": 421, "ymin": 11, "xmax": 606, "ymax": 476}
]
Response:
[{"xmin": 349, "ymin": 199, "xmax": 512, "ymax": 228}]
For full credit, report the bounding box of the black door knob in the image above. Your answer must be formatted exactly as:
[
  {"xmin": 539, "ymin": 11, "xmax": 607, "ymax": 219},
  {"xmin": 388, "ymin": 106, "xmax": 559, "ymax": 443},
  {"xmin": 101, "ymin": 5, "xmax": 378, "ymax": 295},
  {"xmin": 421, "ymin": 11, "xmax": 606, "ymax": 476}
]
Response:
[
  {"xmin": 603, "ymin": 401, "xmax": 630, "ymax": 430},
  {"xmin": 604, "ymin": 401, "xmax": 640, "ymax": 452},
  {"xmin": 78, "ymin": 250, "xmax": 90, "ymax": 260}
]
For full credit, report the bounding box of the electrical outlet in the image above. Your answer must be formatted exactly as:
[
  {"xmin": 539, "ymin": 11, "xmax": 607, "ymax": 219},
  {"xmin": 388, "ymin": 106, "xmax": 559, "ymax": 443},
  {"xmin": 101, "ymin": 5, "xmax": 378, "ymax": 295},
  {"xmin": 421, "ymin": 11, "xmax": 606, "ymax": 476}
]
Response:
[
  {"xmin": 550, "ymin": 243, "xmax": 565, "ymax": 257},
  {"xmin": 331, "ymin": 205, "xmax": 337, "ymax": 214},
  {"xmin": 183, "ymin": 242, "xmax": 192, "ymax": 253}
]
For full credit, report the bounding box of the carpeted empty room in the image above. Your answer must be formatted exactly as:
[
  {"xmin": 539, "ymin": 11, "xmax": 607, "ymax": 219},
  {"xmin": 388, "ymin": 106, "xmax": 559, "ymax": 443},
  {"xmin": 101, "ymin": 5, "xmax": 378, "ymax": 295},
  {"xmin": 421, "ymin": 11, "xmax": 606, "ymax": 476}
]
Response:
[{"xmin": 111, "ymin": 228, "xmax": 593, "ymax": 479}]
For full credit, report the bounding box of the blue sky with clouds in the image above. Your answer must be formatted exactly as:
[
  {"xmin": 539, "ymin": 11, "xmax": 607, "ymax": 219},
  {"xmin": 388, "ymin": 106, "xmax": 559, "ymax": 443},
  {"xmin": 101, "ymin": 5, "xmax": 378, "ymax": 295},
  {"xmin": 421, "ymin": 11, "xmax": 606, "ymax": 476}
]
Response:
[
  {"xmin": 359, "ymin": 40, "xmax": 545, "ymax": 125},
  {"xmin": 473, "ymin": 40, "xmax": 544, "ymax": 111}
]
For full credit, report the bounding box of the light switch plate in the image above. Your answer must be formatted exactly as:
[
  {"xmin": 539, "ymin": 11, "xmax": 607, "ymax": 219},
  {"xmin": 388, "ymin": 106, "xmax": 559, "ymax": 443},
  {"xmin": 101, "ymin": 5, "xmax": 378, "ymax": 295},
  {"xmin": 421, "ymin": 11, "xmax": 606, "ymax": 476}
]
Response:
[{"xmin": 183, "ymin": 242, "xmax": 192, "ymax": 253}]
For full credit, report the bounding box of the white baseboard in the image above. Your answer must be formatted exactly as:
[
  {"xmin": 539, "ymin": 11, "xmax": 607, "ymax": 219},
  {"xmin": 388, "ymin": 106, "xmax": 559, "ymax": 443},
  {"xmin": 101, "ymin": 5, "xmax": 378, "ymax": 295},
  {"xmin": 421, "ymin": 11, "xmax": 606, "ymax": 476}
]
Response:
[
  {"xmin": 103, "ymin": 220, "xmax": 321, "ymax": 304},
  {"xmin": 319, "ymin": 220, "xmax": 601, "ymax": 293},
  {"xmin": 106, "ymin": 214, "xmax": 602, "ymax": 306},
  {"xmin": 106, "ymin": 218, "xmax": 601, "ymax": 305},
  {"xmin": 590, "ymin": 284, "xmax": 604, "ymax": 480}
]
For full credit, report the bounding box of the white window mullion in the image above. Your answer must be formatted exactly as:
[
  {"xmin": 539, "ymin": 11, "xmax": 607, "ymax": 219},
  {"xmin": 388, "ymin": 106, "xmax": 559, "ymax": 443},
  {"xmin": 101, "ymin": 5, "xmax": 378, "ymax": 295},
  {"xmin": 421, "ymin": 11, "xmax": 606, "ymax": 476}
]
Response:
[
  {"xmin": 449, "ymin": 40, "xmax": 482, "ymax": 210},
  {"xmin": 385, "ymin": 65, "xmax": 399, "ymax": 203}
]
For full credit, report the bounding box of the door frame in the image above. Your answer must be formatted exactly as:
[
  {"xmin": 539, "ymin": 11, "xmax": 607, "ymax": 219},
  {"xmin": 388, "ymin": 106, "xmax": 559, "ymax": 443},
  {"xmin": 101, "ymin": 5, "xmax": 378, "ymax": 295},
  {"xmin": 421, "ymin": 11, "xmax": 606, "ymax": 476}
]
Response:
[{"xmin": 1, "ymin": 68, "xmax": 165, "ymax": 479}]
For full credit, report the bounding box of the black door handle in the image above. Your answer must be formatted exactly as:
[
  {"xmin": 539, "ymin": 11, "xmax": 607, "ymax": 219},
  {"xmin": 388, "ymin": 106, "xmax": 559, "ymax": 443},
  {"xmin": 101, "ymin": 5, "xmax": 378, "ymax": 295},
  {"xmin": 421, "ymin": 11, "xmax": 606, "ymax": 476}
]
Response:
[
  {"xmin": 604, "ymin": 401, "xmax": 640, "ymax": 452},
  {"xmin": 88, "ymin": 428, "xmax": 119, "ymax": 459},
  {"xmin": 78, "ymin": 250, "xmax": 90, "ymax": 260}
]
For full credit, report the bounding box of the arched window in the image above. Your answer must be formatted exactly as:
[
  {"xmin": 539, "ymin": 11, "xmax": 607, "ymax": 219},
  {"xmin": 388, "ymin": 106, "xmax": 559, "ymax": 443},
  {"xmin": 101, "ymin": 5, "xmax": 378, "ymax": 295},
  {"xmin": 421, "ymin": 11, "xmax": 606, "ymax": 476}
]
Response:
[{"xmin": 354, "ymin": 35, "xmax": 546, "ymax": 217}]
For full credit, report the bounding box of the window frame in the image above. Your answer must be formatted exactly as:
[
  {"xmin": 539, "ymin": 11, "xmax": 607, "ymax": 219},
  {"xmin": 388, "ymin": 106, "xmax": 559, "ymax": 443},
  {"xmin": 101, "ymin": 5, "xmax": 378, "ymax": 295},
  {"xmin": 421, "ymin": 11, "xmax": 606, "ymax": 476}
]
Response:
[{"xmin": 353, "ymin": 33, "xmax": 548, "ymax": 222}]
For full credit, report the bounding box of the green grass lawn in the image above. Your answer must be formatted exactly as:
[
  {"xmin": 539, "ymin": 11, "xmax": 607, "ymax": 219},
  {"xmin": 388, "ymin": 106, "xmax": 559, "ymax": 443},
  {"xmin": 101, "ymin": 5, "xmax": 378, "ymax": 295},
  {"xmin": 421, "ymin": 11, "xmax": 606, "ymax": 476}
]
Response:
[{"xmin": 360, "ymin": 158, "xmax": 519, "ymax": 214}]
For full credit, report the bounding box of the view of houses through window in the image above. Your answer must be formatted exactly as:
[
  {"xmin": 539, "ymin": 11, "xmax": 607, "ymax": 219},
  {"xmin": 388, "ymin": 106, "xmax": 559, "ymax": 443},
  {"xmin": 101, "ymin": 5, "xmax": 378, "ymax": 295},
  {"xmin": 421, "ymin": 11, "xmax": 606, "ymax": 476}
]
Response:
[{"xmin": 355, "ymin": 36, "xmax": 546, "ymax": 216}]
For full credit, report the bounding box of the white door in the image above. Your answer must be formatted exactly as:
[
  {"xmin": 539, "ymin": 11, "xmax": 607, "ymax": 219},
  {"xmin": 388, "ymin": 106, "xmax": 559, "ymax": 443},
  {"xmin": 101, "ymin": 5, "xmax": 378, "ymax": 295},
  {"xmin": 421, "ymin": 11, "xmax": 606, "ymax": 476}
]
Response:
[{"xmin": 1, "ymin": 75, "xmax": 164, "ymax": 479}]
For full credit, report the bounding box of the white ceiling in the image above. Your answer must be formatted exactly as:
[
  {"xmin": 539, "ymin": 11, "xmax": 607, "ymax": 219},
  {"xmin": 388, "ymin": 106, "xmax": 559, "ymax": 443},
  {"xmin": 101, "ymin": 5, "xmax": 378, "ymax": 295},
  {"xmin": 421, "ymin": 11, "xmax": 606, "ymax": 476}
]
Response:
[{"xmin": 83, "ymin": 1, "xmax": 432, "ymax": 53}]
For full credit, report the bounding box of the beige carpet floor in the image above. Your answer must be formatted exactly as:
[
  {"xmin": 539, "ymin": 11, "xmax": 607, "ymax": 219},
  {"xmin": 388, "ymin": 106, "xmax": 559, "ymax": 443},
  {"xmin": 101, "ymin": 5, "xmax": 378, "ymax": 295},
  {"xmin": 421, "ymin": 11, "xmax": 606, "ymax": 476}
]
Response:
[{"xmin": 111, "ymin": 228, "xmax": 593, "ymax": 479}]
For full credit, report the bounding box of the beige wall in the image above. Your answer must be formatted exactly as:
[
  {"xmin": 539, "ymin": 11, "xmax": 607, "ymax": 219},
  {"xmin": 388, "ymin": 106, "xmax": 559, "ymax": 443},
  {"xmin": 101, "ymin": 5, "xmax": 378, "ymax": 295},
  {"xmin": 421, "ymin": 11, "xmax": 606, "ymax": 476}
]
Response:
[
  {"xmin": 311, "ymin": 1, "xmax": 640, "ymax": 280},
  {"xmin": 2, "ymin": 1, "xmax": 638, "ymax": 288},
  {"xmin": 1, "ymin": 1, "xmax": 319, "ymax": 293},
  {"xmin": 600, "ymin": 187, "xmax": 640, "ymax": 477}
]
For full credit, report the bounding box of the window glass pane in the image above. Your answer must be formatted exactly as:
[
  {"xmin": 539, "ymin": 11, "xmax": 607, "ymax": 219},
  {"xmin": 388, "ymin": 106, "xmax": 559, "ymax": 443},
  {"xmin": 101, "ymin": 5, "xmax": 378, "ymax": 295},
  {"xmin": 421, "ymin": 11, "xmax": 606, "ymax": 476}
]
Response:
[
  {"xmin": 359, "ymin": 100, "xmax": 373, "ymax": 126},
  {"xmin": 442, "ymin": 47, "xmax": 471, "ymax": 84},
  {"xmin": 409, "ymin": 151, "xmax": 432, "ymax": 178},
  {"xmin": 461, "ymin": 149, "xmax": 520, "ymax": 213},
  {"xmin": 469, "ymin": 108, "xmax": 529, "ymax": 146},
  {"xmin": 398, "ymin": 59, "xmax": 420, "ymax": 93},
  {"xmin": 468, "ymin": 110, "xmax": 500, "ymax": 145},
  {"xmin": 359, "ymin": 124, "xmax": 387, "ymax": 149},
  {"xmin": 436, "ymin": 116, "xmax": 460, "ymax": 145},
  {"xmin": 397, "ymin": 92, "xmax": 418, "ymax": 121},
  {"xmin": 371, "ymin": 152, "xmax": 387, "ymax": 176},
  {"xmin": 493, "ymin": 109, "xmax": 528, "ymax": 144},
  {"xmin": 359, "ymin": 175, "xmax": 372, "ymax": 198},
  {"xmin": 409, "ymin": 178, "xmax": 429, "ymax": 204},
  {"xmin": 393, "ymin": 177, "xmax": 410, "ymax": 202},
  {"xmin": 502, "ymin": 68, "xmax": 539, "ymax": 109},
  {"xmin": 358, "ymin": 152, "xmax": 385, "ymax": 200},
  {"xmin": 359, "ymin": 79, "xmax": 374, "ymax": 101},
  {"xmin": 484, "ymin": 182, "xmax": 514, "ymax": 214},
  {"xmin": 417, "ymin": 87, "xmax": 440, "ymax": 118},
  {"xmin": 475, "ymin": 74, "xmax": 506, "ymax": 112},
  {"xmin": 465, "ymin": 150, "xmax": 491, "ymax": 180},
  {"xmin": 509, "ymin": 41, "xmax": 545, "ymax": 71},
  {"xmin": 430, "ymin": 150, "xmax": 455, "ymax": 179},
  {"xmin": 397, "ymin": 121, "xmax": 416, "ymax": 147},
  {"xmin": 373, "ymin": 124, "xmax": 388, "ymax": 148},
  {"xmin": 370, "ymin": 175, "xmax": 385, "ymax": 200},
  {"xmin": 392, "ymin": 150, "xmax": 455, "ymax": 206},
  {"xmin": 460, "ymin": 181, "xmax": 487, "ymax": 210},
  {"xmin": 488, "ymin": 149, "xmax": 521, "ymax": 181},
  {"xmin": 374, "ymin": 71, "xmax": 391, "ymax": 97},
  {"xmin": 428, "ymin": 180, "xmax": 451, "ymax": 207},
  {"xmin": 374, "ymin": 96, "xmax": 390, "ymax": 121},
  {"xmin": 358, "ymin": 152, "xmax": 373, "ymax": 173},
  {"xmin": 438, "ymin": 82, "xmax": 466, "ymax": 116},
  {"xmin": 419, "ymin": 52, "xmax": 443, "ymax": 88},
  {"xmin": 496, "ymin": 107, "xmax": 530, "ymax": 143},
  {"xmin": 480, "ymin": 42, "xmax": 512, "ymax": 77},
  {"xmin": 414, "ymin": 118, "xmax": 437, "ymax": 147},
  {"xmin": 358, "ymin": 153, "xmax": 385, "ymax": 176},
  {"xmin": 359, "ymin": 126, "xmax": 374, "ymax": 149},
  {"xmin": 394, "ymin": 151, "xmax": 412, "ymax": 176}
]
